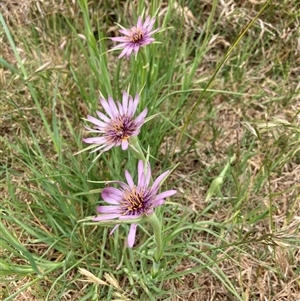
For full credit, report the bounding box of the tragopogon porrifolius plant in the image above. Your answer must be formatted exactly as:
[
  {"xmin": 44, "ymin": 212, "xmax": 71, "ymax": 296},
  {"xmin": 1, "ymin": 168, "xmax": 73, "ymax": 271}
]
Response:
[{"xmin": 80, "ymin": 12, "xmax": 177, "ymax": 280}]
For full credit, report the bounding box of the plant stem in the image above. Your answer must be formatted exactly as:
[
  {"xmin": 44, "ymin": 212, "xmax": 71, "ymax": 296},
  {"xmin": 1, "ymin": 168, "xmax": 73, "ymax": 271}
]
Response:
[{"xmin": 144, "ymin": 213, "xmax": 163, "ymax": 277}]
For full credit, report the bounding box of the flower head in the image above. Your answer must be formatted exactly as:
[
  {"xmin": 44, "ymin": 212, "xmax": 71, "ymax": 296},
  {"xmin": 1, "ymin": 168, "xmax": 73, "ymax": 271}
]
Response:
[
  {"xmin": 111, "ymin": 15, "xmax": 159, "ymax": 59},
  {"xmin": 83, "ymin": 92, "xmax": 147, "ymax": 154},
  {"xmin": 93, "ymin": 160, "xmax": 177, "ymax": 247}
]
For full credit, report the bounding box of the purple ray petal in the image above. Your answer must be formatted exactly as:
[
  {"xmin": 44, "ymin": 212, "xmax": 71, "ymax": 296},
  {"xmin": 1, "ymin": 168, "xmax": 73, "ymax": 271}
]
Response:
[
  {"xmin": 121, "ymin": 139, "xmax": 129, "ymax": 150},
  {"xmin": 107, "ymin": 96, "xmax": 119, "ymax": 118},
  {"xmin": 143, "ymin": 38, "xmax": 155, "ymax": 45},
  {"xmin": 118, "ymin": 47, "xmax": 130, "ymax": 59},
  {"xmin": 110, "ymin": 37, "xmax": 129, "ymax": 42},
  {"xmin": 146, "ymin": 18, "xmax": 156, "ymax": 31},
  {"xmin": 110, "ymin": 224, "xmax": 120, "ymax": 235},
  {"xmin": 124, "ymin": 47, "xmax": 134, "ymax": 58},
  {"xmin": 155, "ymin": 190, "xmax": 177, "ymax": 200},
  {"xmin": 145, "ymin": 162, "xmax": 151, "ymax": 187},
  {"xmin": 137, "ymin": 160, "xmax": 145, "ymax": 187},
  {"xmin": 148, "ymin": 28, "xmax": 159, "ymax": 36},
  {"xmin": 143, "ymin": 16, "xmax": 151, "ymax": 28},
  {"xmin": 134, "ymin": 108, "xmax": 147, "ymax": 124},
  {"xmin": 125, "ymin": 170, "xmax": 134, "ymax": 188},
  {"xmin": 137, "ymin": 17, "xmax": 142, "ymax": 28},
  {"xmin": 122, "ymin": 91, "xmax": 129, "ymax": 113},
  {"xmin": 86, "ymin": 115, "xmax": 106, "ymax": 128},
  {"xmin": 152, "ymin": 199, "xmax": 165, "ymax": 208},
  {"xmin": 117, "ymin": 101, "xmax": 124, "ymax": 115},
  {"xmin": 151, "ymin": 170, "xmax": 170, "ymax": 194},
  {"xmin": 131, "ymin": 94, "xmax": 140, "ymax": 115},
  {"xmin": 96, "ymin": 205, "xmax": 120, "ymax": 214},
  {"xmin": 92, "ymin": 213, "xmax": 120, "ymax": 221},
  {"xmin": 82, "ymin": 137, "xmax": 107, "ymax": 144},
  {"xmin": 127, "ymin": 224, "xmax": 137, "ymax": 247},
  {"xmin": 119, "ymin": 29, "xmax": 132, "ymax": 36},
  {"xmin": 152, "ymin": 190, "xmax": 177, "ymax": 207},
  {"xmin": 111, "ymin": 43, "xmax": 130, "ymax": 50},
  {"xmin": 90, "ymin": 143, "xmax": 113, "ymax": 153},
  {"xmin": 96, "ymin": 110, "xmax": 110, "ymax": 123},
  {"xmin": 102, "ymin": 187, "xmax": 123, "ymax": 198},
  {"xmin": 119, "ymin": 214, "xmax": 141, "ymax": 220},
  {"xmin": 100, "ymin": 98, "xmax": 114, "ymax": 119},
  {"xmin": 102, "ymin": 191, "xmax": 122, "ymax": 204}
]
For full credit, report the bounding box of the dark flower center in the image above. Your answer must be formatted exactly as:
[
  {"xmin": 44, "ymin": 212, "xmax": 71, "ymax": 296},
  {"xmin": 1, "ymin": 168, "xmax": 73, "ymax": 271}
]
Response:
[
  {"xmin": 106, "ymin": 115, "xmax": 136, "ymax": 143},
  {"xmin": 130, "ymin": 29, "xmax": 143, "ymax": 43},
  {"xmin": 122, "ymin": 187, "xmax": 146, "ymax": 215}
]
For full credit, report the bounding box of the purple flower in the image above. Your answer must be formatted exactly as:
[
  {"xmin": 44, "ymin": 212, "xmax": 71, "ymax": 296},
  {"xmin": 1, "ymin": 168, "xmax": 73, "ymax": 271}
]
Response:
[
  {"xmin": 93, "ymin": 160, "xmax": 177, "ymax": 247},
  {"xmin": 83, "ymin": 91, "xmax": 147, "ymax": 154},
  {"xmin": 110, "ymin": 15, "xmax": 159, "ymax": 59}
]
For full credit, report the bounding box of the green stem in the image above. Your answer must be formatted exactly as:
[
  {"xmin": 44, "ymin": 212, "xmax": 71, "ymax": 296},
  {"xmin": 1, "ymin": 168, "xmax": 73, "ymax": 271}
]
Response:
[
  {"xmin": 144, "ymin": 213, "xmax": 163, "ymax": 268},
  {"xmin": 140, "ymin": 49, "xmax": 149, "ymax": 98},
  {"xmin": 129, "ymin": 136, "xmax": 146, "ymax": 163},
  {"xmin": 145, "ymin": 213, "xmax": 163, "ymax": 278}
]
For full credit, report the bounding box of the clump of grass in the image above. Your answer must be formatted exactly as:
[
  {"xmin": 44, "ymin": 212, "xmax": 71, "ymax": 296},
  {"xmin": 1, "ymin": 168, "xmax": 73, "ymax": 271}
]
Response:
[{"xmin": 1, "ymin": 0, "xmax": 300, "ymax": 300}]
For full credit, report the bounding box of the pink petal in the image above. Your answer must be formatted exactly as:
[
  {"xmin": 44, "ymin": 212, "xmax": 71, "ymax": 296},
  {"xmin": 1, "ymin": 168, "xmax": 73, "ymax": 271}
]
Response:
[
  {"xmin": 84, "ymin": 125, "xmax": 101, "ymax": 132},
  {"xmin": 102, "ymin": 189, "xmax": 122, "ymax": 204},
  {"xmin": 137, "ymin": 17, "xmax": 143, "ymax": 29},
  {"xmin": 96, "ymin": 110, "xmax": 110, "ymax": 123},
  {"xmin": 127, "ymin": 224, "xmax": 137, "ymax": 247},
  {"xmin": 125, "ymin": 47, "xmax": 134, "ymax": 59},
  {"xmin": 142, "ymin": 16, "xmax": 151, "ymax": 28},
  {"xmin": 118, "ymin": 182, "xmax": 130, "ymax": 190},
  {"xmin": 125, "ymin": 170, "xmax": 134, "ymax": 188},
  {"xmin": 111, "ymin": 43, "xmax": 129, "ymax": 50},
  {"xmin": 134, "ymin": 108, "xmax": 147, "ymax": 124},
  {"xmin": 146, "ymin": 17, "xmax": 156, "ymax": 31},
  {"xmin": 90, "ymin": 143, "xmax": 113, "ymax": 153},
  {"xmin": 151, "ymin": 170, "xmax": 170, "ymax": 194},
  {"xmin": 145, "ymin": 162, "xmax": 151, "ymax": 187},
  {"xmin": 137, "ymin": 161, "xmax": 150, "ymax": 187},
  {"xmin": 107, "ymin": 96, "xmax": 119, "ymax": 118},
  {"xmin": 119, "ymin": 214, "xmax": 141, "ymax": 220},
  {"xmin": 130, "ymin": 94, "xmax": 140, "ymax": 115},
  {"xmin": 100, "ymin": 98, "xmax": 114, "ymax": 119},
  {"xmin": 92, "ymin": 213, "xmax": 120, "ymax": 221},
  {"xmin": 86, "ymin": 115, "xmax": 106, "ymax": 128},
  {"xmin": 121, "ymin": 139, "xmax": 129, "ymax": 150},
  {"xmin": 97, "ymin": 205, "xmax": 120, "ymax": 213},
  {"xmin": 102, "ymin": 187, "xmax": 123, "ymax": 197},
  {"xmin": 82, "ymin": 137, "xmax": 107, "ymax": 144},
  {"xmin": 139, "ymin": 163, "xmax": 151, "ymax": 188},
  {"xmin": 122, "ymin": 91, "xmax": 129, "ymax": 113},
  {"xmin": 143, "ymin": 38, "xmax": 155, "ymax": 45},
  {"xmin": 119, "ymin": 29, "xmax": 132, "ymax": 36},
  {"xmin": 110, "ymin": 37, "xmax": 129, "ymax": 42},
  {"xmin": 152, "ymin": 190, "xmax": 177, "ymax": 207},
  {"xmin": 152, "ymin": 199, "xmax": 164, "ymax": 208},
  {"xmin": 118, "ymin": 47, "xmax": 130, "ymax": 59},
  {"xmin": 155, "ymin": 190, "xmax": 177, "ymax": 199},
  {"xmin": 148, "ymin": 28, "xmax": 159, "ymax": 36},
  {"xmin": 127, "ymin": 95, "xmax": 134, "ymax": 116},
  {"xmin": 137, "ymin": 160, "xmax": 144, "ymax": 187},
  {"xmin": 117, "ymin": 102, "xmax": 124, "ymax": 115},
  {"xmin": 110, "ymin": 224, "xmax": 120, "ymax": 235}
]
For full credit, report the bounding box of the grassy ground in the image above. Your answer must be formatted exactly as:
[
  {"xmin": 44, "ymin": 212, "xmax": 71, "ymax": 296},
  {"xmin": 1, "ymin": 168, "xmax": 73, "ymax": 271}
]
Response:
[{"xmin": 1, "ymin": 0, "xmax": 300, "ymax": 300}]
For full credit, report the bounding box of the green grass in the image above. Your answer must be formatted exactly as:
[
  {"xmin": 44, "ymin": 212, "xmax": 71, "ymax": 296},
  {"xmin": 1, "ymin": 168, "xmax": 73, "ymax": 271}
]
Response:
[{"xmin": 1, "ymin": 0, "xmax": 300, "ymax": 300}]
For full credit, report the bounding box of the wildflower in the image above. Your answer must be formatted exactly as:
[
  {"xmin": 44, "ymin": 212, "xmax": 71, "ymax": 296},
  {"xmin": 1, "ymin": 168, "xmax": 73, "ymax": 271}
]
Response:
[
  {"xmin": 111, "ymin": 15, "xmax": 159, "ymax": 59},
  {"xmin": 83, "ymin": 92, "xmax": 147, "ymax": 154},
  {"xmin": 93, "ymin": 160, "xmax": 177, "ymax": 247}
]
